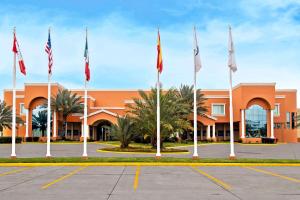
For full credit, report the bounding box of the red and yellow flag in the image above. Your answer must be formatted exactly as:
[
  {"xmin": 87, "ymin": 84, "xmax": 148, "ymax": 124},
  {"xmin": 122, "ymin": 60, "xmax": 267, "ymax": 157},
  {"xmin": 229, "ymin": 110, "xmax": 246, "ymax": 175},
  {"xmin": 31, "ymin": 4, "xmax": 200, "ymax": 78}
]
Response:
[{"xmin": 156, "ymin": 30, "xmax": 163, "ymax": 73}]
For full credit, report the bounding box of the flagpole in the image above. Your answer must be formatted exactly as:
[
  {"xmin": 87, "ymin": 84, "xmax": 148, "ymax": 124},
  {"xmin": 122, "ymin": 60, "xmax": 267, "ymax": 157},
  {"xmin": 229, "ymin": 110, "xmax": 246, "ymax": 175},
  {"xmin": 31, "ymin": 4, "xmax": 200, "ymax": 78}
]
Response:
[
  {"xmin": 11, "ymin": 27, "xmax": 17, "ymax": 158},
  {"xmin": 156, "ymin": 70, "xmax": 161, "ymax": 158},
  {"xmin": 193, "ymin": 48, "xmax": 198, "ymax": 158},
  {"xmin": 82, "ymin": 28, "xmax": 88, "ymax": 158},
  {"xmin": 46, "ymin": 28, "xmax": 52, "ymax": 158},
  {"xmin": 228, "ymin": 26, "xmax": 236, "ymax": 159},
  {"xmin": 229, "ymin": 69, "xmax": 235, "ymax": 158}
]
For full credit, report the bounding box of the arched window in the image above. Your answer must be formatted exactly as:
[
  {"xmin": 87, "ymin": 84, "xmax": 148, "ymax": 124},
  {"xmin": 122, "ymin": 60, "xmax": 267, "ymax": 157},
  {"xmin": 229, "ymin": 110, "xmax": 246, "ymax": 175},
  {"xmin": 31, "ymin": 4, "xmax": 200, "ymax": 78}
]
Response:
[{"xmin": 245, "ymin": 105, "xmax": 267, "ymax": 138}]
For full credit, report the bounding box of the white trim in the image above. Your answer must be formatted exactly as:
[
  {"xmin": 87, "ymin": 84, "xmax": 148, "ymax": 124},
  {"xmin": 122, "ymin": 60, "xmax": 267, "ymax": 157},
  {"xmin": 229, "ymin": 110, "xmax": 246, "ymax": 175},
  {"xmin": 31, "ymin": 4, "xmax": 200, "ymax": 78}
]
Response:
[
  {"xmin": 233, "ymin": 83, "xmax": 276, "ymax": 90},
  {"xmin": 71, "ymin": 113, "xmax": 83, "ymax": 117},
  {"xmin": 211, "ymin": 103, "xmax": 226, "ymax": 116},
  {"xmin": 276, "ymin": 89, "xmax": 297, "ymax": 92},
  {"xmin": 204, "ymin": 95, "xmax": 229, "ymax": 99},
  {"xmin": 201, "ymin": 89, "xmax": 228, "ymax": 92},
  {"xmin": 80, "ymin": 109, "xmax": 119, "ymax": 119},
  {"xmin": 202, "ymin": 113, "xmax": 218, "ymax": 121},
  {"xmin": 3, "ymin": 89, "xmax": 24, "ymax": 92},
  {"xmin": 16, "ymin": 95, "xmax": 24, "ymax": 98},
  {"xmin": 124, "ymin": 100, "xmax": 134, "ymax": 104},
  {"xmin": 90, "ymin": 107, "xmax": 125, "ymax": 110},
  {"xmin": 275, "ymin": 95, "xmax": 285, "ymax": 99},
  {"xmin": 274, "ymin": 103, "xmax": 280, "ymax": 117},
  {"xmin": 80, "ymin": 96, "xmax": 96, "ymax": 101}
]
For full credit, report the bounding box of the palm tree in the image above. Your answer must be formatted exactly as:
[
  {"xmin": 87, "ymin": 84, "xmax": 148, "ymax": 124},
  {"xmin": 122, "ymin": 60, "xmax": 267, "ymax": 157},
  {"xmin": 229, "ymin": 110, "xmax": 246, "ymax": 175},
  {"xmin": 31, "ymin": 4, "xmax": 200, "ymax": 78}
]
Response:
[
  {"xmin": 110, "ymin": 116, "xmax": 135, "ymax": 148},
  {"xmin": 177, "ymin": 84, "xmax": 207, "ymax": 115},
  {"xmin": 127, "ymin": 87, "xmax": 192, "ymax": 148},
  {"xmin": 0, "ymin": 100, "xmax": 23, "ymax": 133},
  {"xmin": 32, "ymin": 110, "xmax": 48, "ymax": 137},
  {"xmin": 49, "ymin": 89, "xmax": 83, "ymax": 137}
]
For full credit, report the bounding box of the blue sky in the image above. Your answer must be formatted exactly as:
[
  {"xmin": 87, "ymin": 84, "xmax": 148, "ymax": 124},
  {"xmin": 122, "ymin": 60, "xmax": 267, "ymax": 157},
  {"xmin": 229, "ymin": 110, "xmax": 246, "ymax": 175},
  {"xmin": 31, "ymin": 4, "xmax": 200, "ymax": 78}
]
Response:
[{"xmin": 0, "ymin": 0, "xmax": 300, "ymax": 105}]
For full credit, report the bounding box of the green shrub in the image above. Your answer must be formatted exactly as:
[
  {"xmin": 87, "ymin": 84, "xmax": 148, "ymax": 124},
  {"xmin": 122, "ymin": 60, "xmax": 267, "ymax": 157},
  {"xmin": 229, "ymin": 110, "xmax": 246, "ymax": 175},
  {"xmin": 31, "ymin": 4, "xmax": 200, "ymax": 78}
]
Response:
[
  {"xmin": 25, "ymin": 137, "xmax": 40, "ymax": 142},
  {"xmin": 0, "ymin": 137, "xmax": 22, "ymax": 143}
]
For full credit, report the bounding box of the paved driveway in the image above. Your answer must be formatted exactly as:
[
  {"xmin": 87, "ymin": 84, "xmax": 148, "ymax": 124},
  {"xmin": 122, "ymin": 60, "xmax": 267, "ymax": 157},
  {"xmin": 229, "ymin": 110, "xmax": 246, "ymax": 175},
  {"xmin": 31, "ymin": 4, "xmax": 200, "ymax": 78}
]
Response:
[
  {"xmin": 0, "ymin": 143, "xmax": 299, "ymax": 159},
  {"xmin": 0, "ymin": 165, "xmax": 299, "ymax": 200}
]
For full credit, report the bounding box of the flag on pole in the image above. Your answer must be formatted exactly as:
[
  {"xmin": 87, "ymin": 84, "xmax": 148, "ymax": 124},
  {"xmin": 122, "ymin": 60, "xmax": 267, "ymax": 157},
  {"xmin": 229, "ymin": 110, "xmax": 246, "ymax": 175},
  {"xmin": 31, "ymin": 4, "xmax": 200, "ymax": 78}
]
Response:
[
  {"xmin": 84, "ymin": 33, "xmax": 90, "ymax": 82},
  {"xmin": 12, "ymin": 32, "xmax": 26, "ymax": 75},
  {"xmin": 157, "ymin": 30, "xmax": 163, "ymax": 73},
  {"xmin": 193, "ymin": 27, "xmax": 201, "ymax": 72},
  {"xmin": 45, "ymin": 30, "xmax": 53, "ymax": 75},
  {"xmin": 228, "ymin": 26, "xmax": 237, "ymax": 72}
]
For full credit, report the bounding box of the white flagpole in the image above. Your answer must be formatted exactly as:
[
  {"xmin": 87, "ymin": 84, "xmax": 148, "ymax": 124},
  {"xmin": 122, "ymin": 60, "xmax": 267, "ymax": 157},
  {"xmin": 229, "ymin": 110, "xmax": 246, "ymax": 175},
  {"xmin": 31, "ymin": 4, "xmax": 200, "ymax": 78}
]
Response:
[
  {"xmin": 11, "ymin": 27, "xmax": 17, "ymax": 158},
  {"xmin": 156, "ymin": 71, "xmax": 161, "ymax": 158},
  {"xmin": 46, "ymin": 28, "xmax": 52, "ymax": 158},
  {"xmin": 83, "ymin": 81, "xmax": 88, "ymax": 157},
  {"xmin": 229, "ymin": 69, "xmax": 235, "ymax": 158},
  {"xmin": 82, "ymin": 28, "xmax": 88, "ymax": 158},
  {"xmin": 193, "ymin": 28, "xmax": 198, "ymax": 158},
  {"xmin": 228, "ymin": 26, "xmax": 236, "ymax": 159}
]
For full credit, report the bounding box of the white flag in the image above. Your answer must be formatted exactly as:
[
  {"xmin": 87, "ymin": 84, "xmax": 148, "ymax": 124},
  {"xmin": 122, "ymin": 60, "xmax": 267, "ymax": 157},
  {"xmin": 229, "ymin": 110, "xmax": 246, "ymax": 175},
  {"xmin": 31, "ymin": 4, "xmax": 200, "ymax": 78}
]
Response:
[
  {"xmin": 228, "ymin": 26, "xmax": 237, "ymax": 72},
  {"xmin": 193, "ymin": 27, "xmax": 202, "ymax": 72}
]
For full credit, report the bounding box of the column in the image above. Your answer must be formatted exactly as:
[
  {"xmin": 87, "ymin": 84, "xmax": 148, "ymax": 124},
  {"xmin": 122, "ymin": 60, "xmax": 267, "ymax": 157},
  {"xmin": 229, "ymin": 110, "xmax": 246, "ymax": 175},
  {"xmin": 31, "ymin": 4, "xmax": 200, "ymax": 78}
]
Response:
[
  {"xmin": 241, "ymin": 109, "xmax": 245, "ymax": 138},
  {"xmin": 223, "ymin": 124, "xmax": 226, "ymax": 141},
  {"xmin": 25, "ymin": 109, "xmax": 29, "ymax": 138},
  {"xmin": 270, "ymin": 110, "xmax": 274, "ymax": 138},
  {"xmin": 206, "ymin": 125, "xmax": 211, "ymax": 140},
  {"xmin": 212, "ymin": 124, "xmax": 216, "ymax": 141},
  {"xmin": 200, "ymin": 126, "xmax": 203, "ymax": 141},
  {"xmin": 81, "ymin": 123, "xmax": 84, "ymax": 137},
  {"xmin": 53, "ymin": 111, "xmax": 57, "ymax": 138},
  {"xmin": 71, "ymin": 123, "xmax": 74, "ymax": 140}
]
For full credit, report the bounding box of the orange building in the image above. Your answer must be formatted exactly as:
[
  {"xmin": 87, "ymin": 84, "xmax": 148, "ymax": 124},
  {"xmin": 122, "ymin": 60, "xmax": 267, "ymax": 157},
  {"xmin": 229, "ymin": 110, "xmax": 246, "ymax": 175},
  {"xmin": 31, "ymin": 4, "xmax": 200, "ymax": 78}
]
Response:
[{"xmin": 2, "ymin": 82, "xmax": 298, "ymax": 143}]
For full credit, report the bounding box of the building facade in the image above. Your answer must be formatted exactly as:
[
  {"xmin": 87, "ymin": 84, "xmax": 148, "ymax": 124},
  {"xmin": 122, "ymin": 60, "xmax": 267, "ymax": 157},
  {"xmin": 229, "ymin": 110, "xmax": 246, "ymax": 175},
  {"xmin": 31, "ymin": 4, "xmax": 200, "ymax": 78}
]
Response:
[{"xmin": 2, "ymin": 82, "xmax": 298, "ymax": 143}]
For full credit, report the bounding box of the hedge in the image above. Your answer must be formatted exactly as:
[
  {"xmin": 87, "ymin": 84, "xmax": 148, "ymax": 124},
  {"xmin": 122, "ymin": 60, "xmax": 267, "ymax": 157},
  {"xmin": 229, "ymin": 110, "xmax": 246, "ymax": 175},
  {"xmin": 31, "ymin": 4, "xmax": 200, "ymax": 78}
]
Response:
[{"xmin": 0, "ymin": 137, "xmax": 22, "ymax": 144}]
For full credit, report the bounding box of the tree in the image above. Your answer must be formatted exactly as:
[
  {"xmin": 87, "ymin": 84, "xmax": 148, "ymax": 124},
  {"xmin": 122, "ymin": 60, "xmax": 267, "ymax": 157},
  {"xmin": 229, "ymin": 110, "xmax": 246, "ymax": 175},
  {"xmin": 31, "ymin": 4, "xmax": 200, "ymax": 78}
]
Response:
[
  {"xmin": 49, "ymin": 89, "xmax": 83, "ymax": 137},
  {"xmin": 32, "ymin": 110, "xmax": 48, "ymax": 137},
  {"xmin": 127, "ymin": 87, "xmax": 192, "ymax": 148},
  {"xmin": 177, "ymin": 84, "xmax": 207, "ymax": 115},
  {"xmin": 110, "ymin": 116, "xmax": 135, "ymax": 148},
  {"xmin": 0, "ymin": 100, "xmax": 23, "ymax": 133}
]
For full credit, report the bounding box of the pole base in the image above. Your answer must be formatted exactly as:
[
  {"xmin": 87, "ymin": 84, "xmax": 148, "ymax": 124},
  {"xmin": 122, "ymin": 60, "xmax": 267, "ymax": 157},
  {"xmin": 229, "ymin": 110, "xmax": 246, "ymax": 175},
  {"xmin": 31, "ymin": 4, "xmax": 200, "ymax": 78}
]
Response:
[
  {"xmin": 229, "ymin": 155, "xmax": 236, "ymax": 160},
  {"xmin": 10, "ymin": 155, "xmax": 17, "ymax": 159},
  {"xmin": 82, "ymin": 155, "xmax": 88, "ymax": 160},
  {"xmin": 192, "ymin": 156, "xmax": 199, "ymax": 160},
  {"xmin": 155, "ymin": 155, "xmax": 161, "ymax": 160},
  {"xmin": 46, "ymin": 155, "xmax": 52, "ymax": 159},
  {"xmin": 212, "ymin": 137, "xmax": 217, "ymax": 142}
]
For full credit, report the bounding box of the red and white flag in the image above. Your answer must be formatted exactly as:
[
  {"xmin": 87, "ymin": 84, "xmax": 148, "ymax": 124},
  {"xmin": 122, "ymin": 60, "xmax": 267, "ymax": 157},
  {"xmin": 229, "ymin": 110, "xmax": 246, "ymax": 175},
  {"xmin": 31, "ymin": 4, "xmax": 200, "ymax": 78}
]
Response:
[
  {"xmin": 12, "ymin": 32, "xmax": 26, "ymax": 75},
  {"xmin": 84, "ymin": 32, "xmax": 90, "ymax": 81}
]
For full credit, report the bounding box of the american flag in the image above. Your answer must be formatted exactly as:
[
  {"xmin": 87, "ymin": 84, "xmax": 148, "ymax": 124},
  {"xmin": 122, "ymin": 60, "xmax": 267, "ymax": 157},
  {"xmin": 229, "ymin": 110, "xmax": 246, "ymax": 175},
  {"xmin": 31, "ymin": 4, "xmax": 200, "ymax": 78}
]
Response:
[{"xmin": 45, "ymin": 30, "xmax": 53, "ymax": 75}]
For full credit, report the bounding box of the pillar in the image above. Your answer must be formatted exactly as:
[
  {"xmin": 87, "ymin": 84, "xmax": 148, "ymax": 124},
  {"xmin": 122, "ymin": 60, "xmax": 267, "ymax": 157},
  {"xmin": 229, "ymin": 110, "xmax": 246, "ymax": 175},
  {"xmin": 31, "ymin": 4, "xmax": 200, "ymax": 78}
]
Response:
[
  {"xmin": 223, "ymin": 124, "xmax": 226, "ymax": 141},
  {"xmin": 212, "ymin": 124, "xmax": 216, "ymax": 141},
  {"xmin": 270, "ymin": 110, "xmax": 274, "ymax": 138},
  {"xmin": 200, "ymin": 125, "xmax": 203, "ymax": 141},
  {"xmin": 25, "ymin": 109, "xmax": 29, "ymax": 138},
  {"xmin": 71, "ymin": 123, "xmax": 74, "ymax": 140},
  {"xmin": 206, "ymin": 125, "xmax": 211, "ymax": 140},
  {"xmin": 241, "ymin": 109, "xmax": 245, "ymax": 139},
  {"xmin": 81, "ymin": 123, "xmax": 84, "ymax": 137},
  {"xmin": 53, "ymin": 111, "xmax": 57, "ymax": 138}
]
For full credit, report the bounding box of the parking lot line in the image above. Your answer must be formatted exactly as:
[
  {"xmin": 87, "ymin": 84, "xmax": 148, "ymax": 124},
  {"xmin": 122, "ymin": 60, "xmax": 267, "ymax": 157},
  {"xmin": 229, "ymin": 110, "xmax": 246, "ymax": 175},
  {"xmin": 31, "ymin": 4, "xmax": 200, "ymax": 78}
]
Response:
[
  {"xmin": 244, "ymin": 166, "xmax": 300, "ymax": 183},
  {"xmin": 191, "ymin": 166, "xmax": 232, "ymax": 190},
  {"xmin": 133, "ymin": 165, "xmax": 140, "ymax": 191},
  {"xmin": 0, "ymin": 167, "xmax": 32, "ymax": 177},
  {"xmin": 41, "ymin": 166, "xmax": 88, "ymax": 189}
]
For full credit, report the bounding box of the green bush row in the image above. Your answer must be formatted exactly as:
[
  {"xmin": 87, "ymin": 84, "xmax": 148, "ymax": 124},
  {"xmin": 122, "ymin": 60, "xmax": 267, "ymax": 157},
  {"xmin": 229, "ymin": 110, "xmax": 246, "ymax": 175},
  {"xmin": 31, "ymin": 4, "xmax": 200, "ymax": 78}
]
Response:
[{"xmin": 0, "ymin": 137, "xmax": 22, "ymax": 144}]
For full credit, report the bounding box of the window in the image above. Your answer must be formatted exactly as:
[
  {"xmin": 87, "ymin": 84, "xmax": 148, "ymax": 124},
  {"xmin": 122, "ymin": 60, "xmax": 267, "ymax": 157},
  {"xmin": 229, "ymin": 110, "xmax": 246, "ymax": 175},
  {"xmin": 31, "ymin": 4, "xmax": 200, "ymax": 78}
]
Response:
[
  {"xmin": 20, "ymin": 103, "xmax": 26, "ymax": 115},
  {"xmin": 274, "ymin": 104, "xmax": 280, "ymax": 116},
  {"xmin": 245, "ymin": 105, "xmax": 267, "ymax": 138},
  {"xmin": 212, "ymin": 104, "xmax": 225, "ymax": 116},
  {"xmin": 286, "ymin": 112, "xmax": 290, "ymax": 129}
]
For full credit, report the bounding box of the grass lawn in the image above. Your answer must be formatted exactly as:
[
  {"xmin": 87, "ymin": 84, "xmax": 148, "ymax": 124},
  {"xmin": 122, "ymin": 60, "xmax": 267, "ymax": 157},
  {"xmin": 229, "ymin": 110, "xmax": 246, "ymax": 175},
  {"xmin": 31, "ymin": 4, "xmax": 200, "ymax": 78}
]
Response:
[
  {"xmin": 100, "ymin": 146, "xmax": 188, "ymax": 153},
  {"xmin": 0, "ymin": 157, "xmax": 299, "ymax": 163},
  {"xmin": 97, "ymin": 141, "xmax": 229, "ymax": 148}
]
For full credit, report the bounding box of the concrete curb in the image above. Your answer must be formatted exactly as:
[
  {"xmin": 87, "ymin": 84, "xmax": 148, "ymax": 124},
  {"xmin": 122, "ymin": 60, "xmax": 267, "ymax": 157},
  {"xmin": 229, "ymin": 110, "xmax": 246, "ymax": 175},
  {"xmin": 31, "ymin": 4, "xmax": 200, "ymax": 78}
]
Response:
[{"xmin": 0, "ymin": 163, "xmax": 299, "ymax": 167}]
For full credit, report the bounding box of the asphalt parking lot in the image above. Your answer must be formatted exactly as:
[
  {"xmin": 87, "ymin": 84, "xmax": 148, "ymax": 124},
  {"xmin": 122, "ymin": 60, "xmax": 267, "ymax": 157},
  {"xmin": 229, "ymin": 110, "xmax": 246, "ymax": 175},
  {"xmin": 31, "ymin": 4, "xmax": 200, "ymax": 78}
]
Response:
[{"xmin": 0, "ymin": 165, "xmax": 299, "ymax": 200}]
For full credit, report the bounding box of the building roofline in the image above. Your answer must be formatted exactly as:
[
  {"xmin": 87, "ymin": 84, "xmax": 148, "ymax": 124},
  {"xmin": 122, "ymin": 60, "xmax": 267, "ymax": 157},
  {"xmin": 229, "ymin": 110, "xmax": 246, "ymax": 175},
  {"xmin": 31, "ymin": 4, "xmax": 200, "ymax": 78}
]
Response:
[
  {"xmin": 233, "ymin": 83, "xmax": 276, "ymax": 90},
  {"xmin": 276, "ymin": 89, "xmax": 297, "ymax": 92}
]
